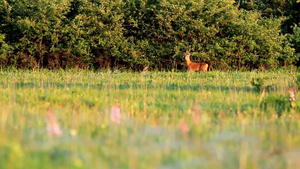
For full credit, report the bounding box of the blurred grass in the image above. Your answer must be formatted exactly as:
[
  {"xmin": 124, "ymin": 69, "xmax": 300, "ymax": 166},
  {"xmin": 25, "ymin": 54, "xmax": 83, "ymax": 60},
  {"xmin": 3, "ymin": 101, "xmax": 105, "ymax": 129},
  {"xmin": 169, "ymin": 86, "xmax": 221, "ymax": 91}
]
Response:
[{"xmin": 0, "ymin": 69, "xmax": 300, "ymax": 169}]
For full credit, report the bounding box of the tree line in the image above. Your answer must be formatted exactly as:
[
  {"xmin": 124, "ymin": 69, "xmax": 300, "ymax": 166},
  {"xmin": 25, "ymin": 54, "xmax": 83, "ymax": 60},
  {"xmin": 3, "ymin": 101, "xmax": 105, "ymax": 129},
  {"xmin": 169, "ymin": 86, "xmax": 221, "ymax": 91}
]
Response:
[{"xmin": 0, "ymin": 0, "xmax": 299, "ymax": 71}]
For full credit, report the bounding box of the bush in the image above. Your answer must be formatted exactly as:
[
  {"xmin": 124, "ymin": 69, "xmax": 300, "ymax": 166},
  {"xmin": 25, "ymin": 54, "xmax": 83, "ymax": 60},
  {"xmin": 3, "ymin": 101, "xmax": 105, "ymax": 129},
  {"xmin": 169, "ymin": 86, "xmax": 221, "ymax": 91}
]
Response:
[
  {"xmin": 0, "ymin": 0, "xmax": 297, "ymax": 70},
  {"xmin": 0, "ymin": 34, "xmax": 12, "ymax": 67}
]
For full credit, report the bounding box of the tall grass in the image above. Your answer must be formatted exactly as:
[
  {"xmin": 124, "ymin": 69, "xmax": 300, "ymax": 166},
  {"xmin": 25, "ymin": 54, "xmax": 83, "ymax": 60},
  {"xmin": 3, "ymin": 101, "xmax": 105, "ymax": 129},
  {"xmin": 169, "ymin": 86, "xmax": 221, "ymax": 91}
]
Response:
[{"xmin": 0, "ymin": 70, "xmax": 299, "ymax": 169}]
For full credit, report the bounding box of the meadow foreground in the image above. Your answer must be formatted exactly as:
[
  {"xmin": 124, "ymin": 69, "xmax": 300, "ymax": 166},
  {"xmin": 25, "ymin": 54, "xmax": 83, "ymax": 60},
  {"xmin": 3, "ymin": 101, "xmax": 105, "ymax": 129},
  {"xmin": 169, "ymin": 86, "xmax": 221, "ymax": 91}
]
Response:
[{"xmin": 0, "ymin": 70, "xmax": 300, "ymax": 169}]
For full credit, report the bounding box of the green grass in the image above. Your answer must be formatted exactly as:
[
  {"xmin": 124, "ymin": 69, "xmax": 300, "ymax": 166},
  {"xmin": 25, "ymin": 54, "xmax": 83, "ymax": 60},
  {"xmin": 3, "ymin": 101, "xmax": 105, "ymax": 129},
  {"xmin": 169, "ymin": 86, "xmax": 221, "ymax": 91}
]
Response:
[{"xmin": 0, "ymin": 69, "xmax": 300, "ymax": 169}]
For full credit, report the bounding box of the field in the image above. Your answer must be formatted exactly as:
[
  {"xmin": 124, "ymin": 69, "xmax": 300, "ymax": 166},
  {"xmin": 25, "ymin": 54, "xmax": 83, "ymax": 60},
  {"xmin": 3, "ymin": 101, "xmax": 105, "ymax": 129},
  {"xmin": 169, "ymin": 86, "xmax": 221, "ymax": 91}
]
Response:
[{"xmin": 0, "ymin": 70, "xmax": 300, "ymax": 169}]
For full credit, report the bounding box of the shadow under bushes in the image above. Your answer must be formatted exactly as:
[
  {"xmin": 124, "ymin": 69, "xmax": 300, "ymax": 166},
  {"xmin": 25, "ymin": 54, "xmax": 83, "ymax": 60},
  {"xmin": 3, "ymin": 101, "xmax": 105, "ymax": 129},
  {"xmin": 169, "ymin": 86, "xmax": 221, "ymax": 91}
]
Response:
[
  {"xmin": 8, "ymin": 82, "xmax": 255, "ymax": 92},
  {"xmin": 1, "ymin": 80, "xmax": 287, "ymax": 95}
]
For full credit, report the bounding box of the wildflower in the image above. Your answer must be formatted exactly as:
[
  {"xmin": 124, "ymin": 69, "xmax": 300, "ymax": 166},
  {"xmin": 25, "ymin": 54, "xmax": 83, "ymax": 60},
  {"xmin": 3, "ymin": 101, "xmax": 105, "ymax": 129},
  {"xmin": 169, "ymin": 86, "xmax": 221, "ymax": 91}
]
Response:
[
  {"xmin": 290, "ymin": 87, "xmax": 295, "ymax": 101},
  {"xmin": 111, "ymin": 105, "xmax": 121, "ymax": 124},
  {"xmin": 193, "ymin": 113, "xmax": 201, "ymax": 124},
  {"xmin": 46, "ymin": 108, "xmax": 63, "ymax": 137},
  {"xmin": 192, "ymin": 102, "xmax": 201, "ymax": 124},
  {"xmin": 178, "ymin": 123, "xmax": 190, "ymax": 134}
]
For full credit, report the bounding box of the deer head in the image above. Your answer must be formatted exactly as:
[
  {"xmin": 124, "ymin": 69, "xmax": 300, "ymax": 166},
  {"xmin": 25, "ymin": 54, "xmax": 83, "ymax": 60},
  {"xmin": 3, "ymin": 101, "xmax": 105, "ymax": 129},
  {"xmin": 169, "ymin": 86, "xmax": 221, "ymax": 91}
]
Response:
[{"xmin": 184, "ymin": 50, "xmax": 191, "ymax": 60}]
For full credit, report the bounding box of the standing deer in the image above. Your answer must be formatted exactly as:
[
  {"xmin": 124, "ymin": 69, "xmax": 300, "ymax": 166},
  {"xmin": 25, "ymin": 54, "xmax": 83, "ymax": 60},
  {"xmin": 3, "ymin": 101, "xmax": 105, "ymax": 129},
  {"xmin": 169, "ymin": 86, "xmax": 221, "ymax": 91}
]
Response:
[{"xmin": 184, "ymin": 50, "xmax": 208, "ymax": 72}]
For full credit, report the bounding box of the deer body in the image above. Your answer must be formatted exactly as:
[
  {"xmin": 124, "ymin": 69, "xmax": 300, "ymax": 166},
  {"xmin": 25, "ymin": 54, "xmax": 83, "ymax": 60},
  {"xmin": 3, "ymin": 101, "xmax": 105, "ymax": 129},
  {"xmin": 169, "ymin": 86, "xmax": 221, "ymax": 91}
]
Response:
[{"xmin": 184, "ymin": 51, "xmax": 208, "ymax": 72}]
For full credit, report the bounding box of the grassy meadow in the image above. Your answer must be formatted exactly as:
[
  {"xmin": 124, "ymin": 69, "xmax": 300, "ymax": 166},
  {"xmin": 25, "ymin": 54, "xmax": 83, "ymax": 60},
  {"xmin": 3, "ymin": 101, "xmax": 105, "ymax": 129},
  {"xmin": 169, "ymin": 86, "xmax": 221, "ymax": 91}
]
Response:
[{"xmin": 0, "ymin": 69, "xmax": 300, "ymax": 169}]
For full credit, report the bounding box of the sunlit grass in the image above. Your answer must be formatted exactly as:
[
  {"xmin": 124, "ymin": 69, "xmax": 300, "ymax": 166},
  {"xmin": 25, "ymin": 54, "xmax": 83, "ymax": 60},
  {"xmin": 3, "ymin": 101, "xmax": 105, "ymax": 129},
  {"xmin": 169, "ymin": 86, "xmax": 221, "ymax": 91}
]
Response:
[{"xmin": 0, "ymin": 69, "xmax": 299, "ymax": 169}]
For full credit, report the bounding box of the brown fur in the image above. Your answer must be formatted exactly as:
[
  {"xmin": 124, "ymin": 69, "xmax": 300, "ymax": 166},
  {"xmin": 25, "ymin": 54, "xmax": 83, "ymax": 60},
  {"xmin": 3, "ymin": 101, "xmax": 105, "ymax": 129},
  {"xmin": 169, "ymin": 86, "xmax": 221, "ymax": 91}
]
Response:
[{"xmin": 184, "ymin": 51, "xmax": 208, "ymax": 72}]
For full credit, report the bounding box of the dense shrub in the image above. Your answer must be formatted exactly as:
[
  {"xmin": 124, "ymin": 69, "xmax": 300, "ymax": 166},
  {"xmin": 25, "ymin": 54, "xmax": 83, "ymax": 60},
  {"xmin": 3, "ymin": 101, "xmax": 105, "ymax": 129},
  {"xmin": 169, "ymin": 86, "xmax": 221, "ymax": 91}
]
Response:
[
  {"xmin": 0, "ymin": 34, "xmax": 12, "ymax": 67},
  {"xmin": 0, "ymin": 0, "xmax": 298, "ymax": 70},
  {"xmin": 292, "ymin": 25, "xmax": 300, "ymax": 66}
]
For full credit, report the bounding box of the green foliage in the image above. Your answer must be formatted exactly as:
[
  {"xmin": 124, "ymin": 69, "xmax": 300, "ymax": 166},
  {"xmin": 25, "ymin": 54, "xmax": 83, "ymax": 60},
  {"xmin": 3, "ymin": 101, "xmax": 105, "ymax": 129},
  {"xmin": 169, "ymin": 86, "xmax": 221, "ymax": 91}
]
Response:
[
  {"xmin": 251, "ymin": 77, "xmax": 266, "ymax": 92},
  {"xmin": 260, "ymin": 93, "xmax": 300, "ymax": 117},
  {"xmin": 0, "ymin": 0, "xmax": 297, "ymax": 70},
  {"xmin": 251, "ymin": 77, "xmax": 276, "ymax": 92},
  {"xmin": 236, "ymin": 0, "xmax": 300, "ymax": 67},
  {"xmin": 0, "ymin": 34, "xmax": 12, "ymax": 66},
  {"xmin": 0, "ymin": 0, "xmax": 71, "ymax": 68},
  {"xmin": 65, "ymin": 0, "xmax": 127, "ymax": 69},
  {"xmin": 292, "ymin": 25, "xmax": 300, "ymax": 61},
  {"xmin": 296, "ymin": 74, "xmax": 300, "ymax": 89},
  {"xmin": 260, "ymin": 94, "xmax": 289, "ymax": 117}
]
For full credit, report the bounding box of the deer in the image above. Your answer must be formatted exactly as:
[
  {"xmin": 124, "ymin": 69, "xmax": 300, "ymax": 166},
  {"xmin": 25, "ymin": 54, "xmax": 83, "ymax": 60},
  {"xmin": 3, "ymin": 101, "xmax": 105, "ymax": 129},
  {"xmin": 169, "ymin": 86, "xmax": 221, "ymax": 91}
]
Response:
[{"xmin": 184, "ymin": 50, "xmax": 208, "ymax": 72}]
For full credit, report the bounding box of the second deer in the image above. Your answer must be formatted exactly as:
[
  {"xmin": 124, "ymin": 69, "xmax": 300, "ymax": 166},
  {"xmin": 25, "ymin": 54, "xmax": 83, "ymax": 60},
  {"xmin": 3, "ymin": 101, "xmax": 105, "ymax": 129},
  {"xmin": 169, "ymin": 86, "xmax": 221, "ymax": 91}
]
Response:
[{"xmin": 184, "ymin": 50, "xmax": 208, "ymax": 72}]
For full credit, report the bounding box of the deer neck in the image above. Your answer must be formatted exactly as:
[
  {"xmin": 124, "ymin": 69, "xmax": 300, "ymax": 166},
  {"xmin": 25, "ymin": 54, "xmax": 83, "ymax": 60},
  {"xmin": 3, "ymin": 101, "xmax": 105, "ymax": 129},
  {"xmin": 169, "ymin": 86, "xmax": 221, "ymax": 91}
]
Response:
[{"xmin": 185, "ymin": 57, "xmax": 191, "ymax": 65}]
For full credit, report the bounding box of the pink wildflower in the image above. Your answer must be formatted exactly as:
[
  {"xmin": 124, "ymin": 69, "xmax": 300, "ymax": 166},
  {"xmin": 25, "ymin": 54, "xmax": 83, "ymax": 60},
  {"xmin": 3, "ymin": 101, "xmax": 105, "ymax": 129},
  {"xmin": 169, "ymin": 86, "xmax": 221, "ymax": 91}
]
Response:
[
  {"xmin": 290, "ymin": 87, "xmax": 295, "ymax": 101},
  {"xmin": 178, "ymin": 123, "xmax": 190, "ymax": 134},
  {"xmin": 111, "ymin": 105, "xmax": 121, "ymax": 124},
  {"xmin": 46, "ymin": 108, "xmax": 63, "ymax": 137},
  {"xmin": 218, "ymin": 110, "xmax": 225, "ymax": 118},
  {"xmin": 193, "ymin": 113, "xmax": 201, "ymax": 124},
  {"xmin": 192, "ymin": 102, "xmax": 201, "ymax": 124}
]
